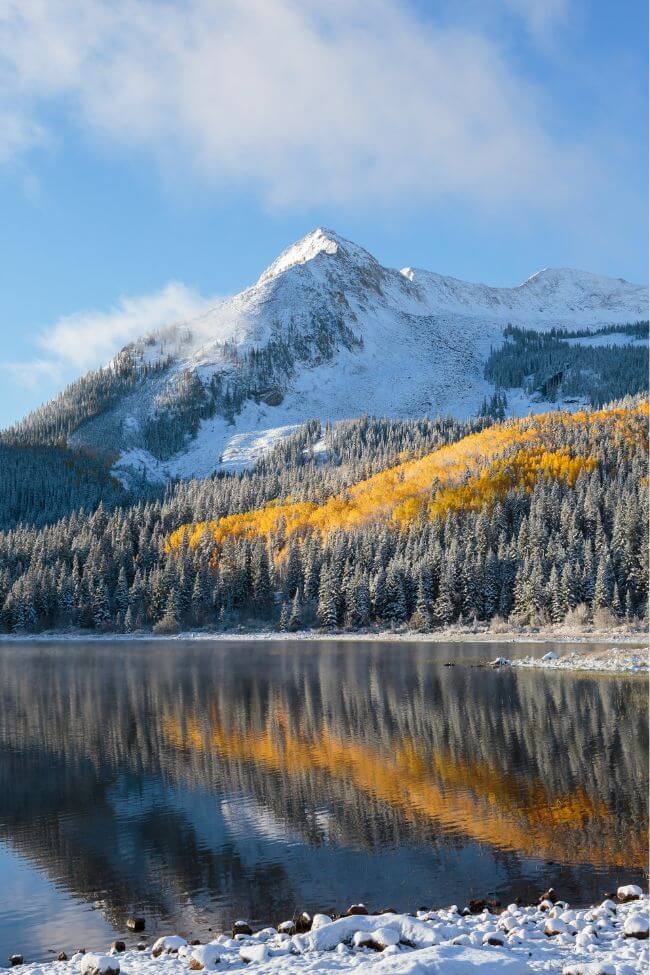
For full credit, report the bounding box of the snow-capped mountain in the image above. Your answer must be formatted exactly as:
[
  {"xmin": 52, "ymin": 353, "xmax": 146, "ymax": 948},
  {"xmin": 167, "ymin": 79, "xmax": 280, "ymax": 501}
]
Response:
[{"xmin": 8, "ymin": 229, "xmax": 649, "ymax": 483}]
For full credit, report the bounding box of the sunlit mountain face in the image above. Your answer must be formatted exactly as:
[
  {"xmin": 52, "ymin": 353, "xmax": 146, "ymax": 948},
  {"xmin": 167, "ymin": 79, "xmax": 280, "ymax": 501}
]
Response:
[{"xmin": 0, "ymin": 640, "xmax": 647, "ymax": 961}]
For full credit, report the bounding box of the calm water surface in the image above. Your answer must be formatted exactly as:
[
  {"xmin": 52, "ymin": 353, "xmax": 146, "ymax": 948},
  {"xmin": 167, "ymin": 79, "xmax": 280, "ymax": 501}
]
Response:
[{"xmin": 0, "ymin": 640, "xmax": 647, "ymax": 964}]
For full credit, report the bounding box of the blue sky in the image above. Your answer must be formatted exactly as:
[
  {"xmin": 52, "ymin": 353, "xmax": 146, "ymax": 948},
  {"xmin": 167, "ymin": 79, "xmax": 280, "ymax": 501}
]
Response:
[{"xmin": 0, "ymin": 0, "xmax": 647, "ymax": 428}]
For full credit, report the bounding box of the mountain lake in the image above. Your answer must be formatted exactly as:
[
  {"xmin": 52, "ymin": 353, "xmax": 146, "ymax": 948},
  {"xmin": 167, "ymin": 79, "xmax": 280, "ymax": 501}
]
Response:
[{"xmin": 0, "ymin": 639, "xmax": 647, "ymax": 964}]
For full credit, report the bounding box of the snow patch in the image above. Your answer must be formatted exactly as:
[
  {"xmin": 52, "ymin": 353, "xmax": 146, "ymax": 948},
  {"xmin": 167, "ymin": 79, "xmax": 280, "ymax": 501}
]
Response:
[
  {"xmin": 510, "ymin": 646, "xmax": 648, "ymax": 675},
  {"xmin": 20, "ymin": 892, "xmax": 648, "ymax": 975},
  {"xmin": 258, "ymin": 228, "xmax": 343, "ymax": 284}
]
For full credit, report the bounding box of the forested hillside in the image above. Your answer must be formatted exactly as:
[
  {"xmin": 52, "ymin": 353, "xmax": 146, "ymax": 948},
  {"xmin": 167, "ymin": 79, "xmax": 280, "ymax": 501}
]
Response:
[
  {"xmin": 0, "ymin": 443, "xmax": 131, "ymax": 530},
  {"xmin": 0, "ymin": 400, "xmax": 646, "ymax": 634},
  {"xmin": 485, "ymin": 322, "xmax": 649, "ymax": 406}
]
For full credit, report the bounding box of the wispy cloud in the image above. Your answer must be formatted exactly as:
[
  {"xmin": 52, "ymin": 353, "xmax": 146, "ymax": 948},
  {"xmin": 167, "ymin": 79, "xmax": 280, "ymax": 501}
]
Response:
[
  {"xmin": 500, "ymin": 0, "xmax": 568, "ymax": 39},
  {"xmin": 5, "ymin": 282, "xmax": 216, "ymax": 388},
  {"xmin": 0, "ymin": 0, "xmax": 588, "ymax": 209}
]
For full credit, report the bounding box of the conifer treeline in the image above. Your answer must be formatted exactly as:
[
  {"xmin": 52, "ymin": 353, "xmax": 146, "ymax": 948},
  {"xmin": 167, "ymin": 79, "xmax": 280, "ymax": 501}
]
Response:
[
  {"xmin": 485, "ymin": 322, "xmax": 649, "ymax": 406},
  {"xmin": 0, "ymin": 405, "xmax": 646, "ymax": 634}
]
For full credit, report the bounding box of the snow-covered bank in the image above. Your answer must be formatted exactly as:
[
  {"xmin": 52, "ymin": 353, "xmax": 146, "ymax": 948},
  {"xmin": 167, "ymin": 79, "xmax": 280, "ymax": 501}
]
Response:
[
  {"xmin": 0, "ymin": 627, "xmax": 647, "ymax": 648},
  {"xmin": 496, "ymin": 646, "xmax": 648, "ymax": 675},
  {"xmin": 14, "ymin": 890, "xmax": 649, "ymax": 975}
]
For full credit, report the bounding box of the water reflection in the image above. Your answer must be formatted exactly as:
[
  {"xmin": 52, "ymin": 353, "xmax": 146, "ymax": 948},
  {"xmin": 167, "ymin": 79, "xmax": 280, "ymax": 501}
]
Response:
[{"xmin": 0, "ymin": 641, "xmax": 647, "ymax": 962}]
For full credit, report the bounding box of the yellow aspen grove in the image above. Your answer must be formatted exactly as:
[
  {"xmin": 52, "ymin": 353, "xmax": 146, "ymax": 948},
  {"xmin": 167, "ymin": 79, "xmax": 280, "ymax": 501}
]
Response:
[{"xmin": 166, "ymin": 403, "xmax": 648, "ymax": 557}]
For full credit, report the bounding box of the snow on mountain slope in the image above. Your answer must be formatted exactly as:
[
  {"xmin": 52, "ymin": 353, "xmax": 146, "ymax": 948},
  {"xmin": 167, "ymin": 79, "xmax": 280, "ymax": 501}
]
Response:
[
  {"xmin": 26, "ymin": 228, "xmax": 650, "ymax": 483},
  {"xmin": 402, "ymin": 264, "xmax": 646, "ymax": 322}
]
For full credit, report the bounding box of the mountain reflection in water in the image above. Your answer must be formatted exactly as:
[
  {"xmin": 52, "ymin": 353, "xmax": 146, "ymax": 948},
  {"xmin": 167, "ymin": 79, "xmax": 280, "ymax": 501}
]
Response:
[{"xmin": 0, "ymin": 640, "xmax": 647, "ymax": 963}]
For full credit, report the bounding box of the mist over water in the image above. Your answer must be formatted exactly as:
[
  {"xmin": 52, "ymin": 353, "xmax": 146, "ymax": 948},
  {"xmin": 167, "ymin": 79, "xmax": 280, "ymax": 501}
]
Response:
[{"xmin": 0, "ymin": 640, "xmax": 647, "ymax": 964}]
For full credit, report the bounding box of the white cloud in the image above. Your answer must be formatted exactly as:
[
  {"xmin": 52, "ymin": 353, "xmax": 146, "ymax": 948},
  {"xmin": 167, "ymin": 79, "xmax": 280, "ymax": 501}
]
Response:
[
  {"xmin": 501, "ymin": 0, "xmax": 568, "ymax": 38},
  {"xmin": 5, "ymin": 282, "xmax": 216, "ymax": 387},
  {"xmin": 0, "ymin": 106, "xmax": 45, "ymax": 163},
  {"xmin": 3, "ymin": 358, "xmax": 65, "ymax": 390},
  {"xmin": 0, "ymin": 0, "xmax": 587, "ymax": 208}
]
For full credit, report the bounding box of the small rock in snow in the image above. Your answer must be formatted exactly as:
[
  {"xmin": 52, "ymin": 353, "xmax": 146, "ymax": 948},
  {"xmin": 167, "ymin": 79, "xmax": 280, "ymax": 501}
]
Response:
[
  {"xmin": 127, "ymin": 919, "xmax": 145, "ymax": 933},
  {"xmin": 310, "ymin": 914, "xmax": 333, "ymax": 930},
  {"xmin": 347, "ymin": 904, "xmax": 369, "ymax": 916},
  {"xmin": 562, "ymin": 964, "xmax": 616, "ymax": 975},
  {"xmin": 623, "ymin": 914, "xmax": 649, "ymax": 939},
  {"xmin": 151, "ymin": 936, "xmax": 188, "ymax": 958},
  {"xmin": 540, "ymin": 888, "xmax": 559, "ymax": 904},
  {"xmin": 370, "ymin": 927, "xmax": 400, "ymax": 950},
  {"xmin": 238, "ymin": 944, "xmax": 269, "ymax": 964},
  {"xmin": 277, "ymin": 921, "xmax": 296, "ymax": 935},
  {"xmin": 295, "ymin": 912, "xmax": 312, "ymax": 933},
  {"xmin": 498, "ymin": 916, "xmax": 519, "ymax": 933},
  {"xmin": 617, "ymin": 884, "xmax": 644, "ymax": 903},
  {"xmin": 231, "ymin": 922, "xmax": 253, "ymax": 938},
  {"xmin": 467, "ymin": 899, "xmax": 488, "ymax": 914},
  {"xmin": 545, "ymin": 917, "xmax": 569, "ymax": 936},
  {"xmin": 575, "ymin": 925, "xmax": 599, "ymax": 948},
  {"xmin": 189, "ymin": 945, "xmax": 220, "ymax": 970},
  {"xmin": 79, "ymin": 955, "xmax": 119, "ymax": 975},
  {"xmin": 352, "ymin": 931, "xmax": 376, "ymax": 950},
  {"xmin": 9, "ymin": 957, "xmax": 24, "ymax": 968}
]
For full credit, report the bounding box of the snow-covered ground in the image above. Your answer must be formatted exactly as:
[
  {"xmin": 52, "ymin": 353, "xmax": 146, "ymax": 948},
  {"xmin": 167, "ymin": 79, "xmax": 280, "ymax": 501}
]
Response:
[
  {"xmin": 563, "ymin": 333, "xmax": 647, "ymax": 348},
  {"xmin": 503, "ymin": 646, "xmax": 648, "ymax": 675},
  {"xmin": 1, "ymin": 630, "xmax": 647, "ymax": 653},
  {"xmin": 15, "ymin": 890, "xmax": 649, "ymax": 975}
]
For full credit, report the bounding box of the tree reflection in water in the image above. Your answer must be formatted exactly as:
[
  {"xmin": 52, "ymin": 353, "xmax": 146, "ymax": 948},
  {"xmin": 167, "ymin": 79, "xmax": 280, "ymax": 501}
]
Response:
[{"xmin": 0, "ymin": 640, "xmax": 647, "ymax": 961}]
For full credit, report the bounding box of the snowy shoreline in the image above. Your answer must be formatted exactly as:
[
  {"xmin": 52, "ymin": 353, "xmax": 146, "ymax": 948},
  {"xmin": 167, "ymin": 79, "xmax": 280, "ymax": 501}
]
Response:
[
  {"xmin": 0, "ymin": 627, "xmax": 646, "ymax": 647},
  {"xmin": 1, "ymin": 629, "xmax": 647, "ymax": 675},
  {"xmin": 12, "ymin": 888, "xmax": 649, "ymax": 975},
  {"xmin": 504, "ymin": 646, "xmax": 648, "ymax": 675}
]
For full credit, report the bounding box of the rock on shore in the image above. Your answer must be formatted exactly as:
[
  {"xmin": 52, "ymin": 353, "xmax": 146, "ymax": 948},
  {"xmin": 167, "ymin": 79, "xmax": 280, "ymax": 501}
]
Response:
[{"xmin": 13, "ymin": 892, "xmax": 649, "ymax": 975}]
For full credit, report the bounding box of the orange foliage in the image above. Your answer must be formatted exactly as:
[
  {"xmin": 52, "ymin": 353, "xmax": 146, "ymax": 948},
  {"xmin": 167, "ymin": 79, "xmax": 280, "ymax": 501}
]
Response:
[
  {"xmin": 162, "ymin": 708, "xmax": 646, "ymax": 868},
  {"xmin": 429, "ymin": 448, "xmax": 597, "ymax": 518},
  {"xmin": 166, "ymin": 403, "xmax": 648, "ymax": 555}
]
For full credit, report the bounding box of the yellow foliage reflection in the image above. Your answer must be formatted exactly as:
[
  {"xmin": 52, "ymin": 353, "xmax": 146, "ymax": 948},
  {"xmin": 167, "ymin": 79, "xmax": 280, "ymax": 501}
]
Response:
[{"xmin": 162, "ymin": 706, "xmax": 646, "ymax": 870}]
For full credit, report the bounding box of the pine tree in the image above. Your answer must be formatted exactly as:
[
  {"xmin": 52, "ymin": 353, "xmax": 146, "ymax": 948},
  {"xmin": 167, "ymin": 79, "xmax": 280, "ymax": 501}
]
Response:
[
  {"xmin": 317, "ymin": 566, "xmax": 338, "ymax": 629},
  {"xmin": 155, "ymin": 591, "xmax": 180, "ymax": 634},
  {"xmin": 593, "ymin": 554, "xmax": 614, "ymax": 609},
  {"xmin": 123, "ymin": 604, "xmax": 135, "ymax": 632},
  {"xmin": 410, "ymin": 575, "xmax": 431, "ymax": 632},
  {"xmin": 433, "ymin": 572, "xmax": 455, "ymax": 626},
  {"xmin": 548, "ymin": 565, "xmax": 566, "ymax": 624},
  {"xmin": 385, "ymin": 568, "xmax": 408, "ymax": 625},
  {"xmin": 278, "ymin": 601, "xmax": 289, "ymax": 631},
  {"xmin": 191, "ymin": 573, "xmax": 206, "ymax": 626},
  {"xmin": 115, "ymin": 566, "xmax": 129, "ymax": 619},
  {"xmin": 92, "ymin": 581, "xmax": 111, "ymax": 630},
  {"xmin": 354, "ymin": 576, "xmax": 372, "ymax": 628},
  {"xmin": 251, "ymin": 542, "xmax": 273, "ymax": 615},
  {"xmin": 288, "ymin": 591, "xmax": 302, "ymax": 631}
]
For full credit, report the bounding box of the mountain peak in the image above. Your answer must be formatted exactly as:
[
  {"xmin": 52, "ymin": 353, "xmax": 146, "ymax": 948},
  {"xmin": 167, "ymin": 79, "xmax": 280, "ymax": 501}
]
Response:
[
  {"xmin": 257, "ymin": 228, "xmax": 377, "ymax": 284},
  {"xmin": 520, "ymin": 266, "xmax": 633, "ymax": 289}
]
